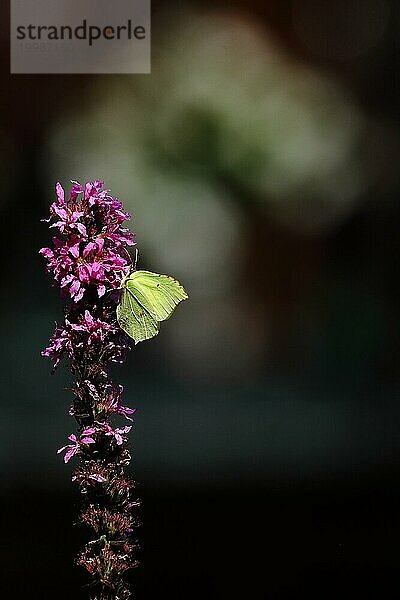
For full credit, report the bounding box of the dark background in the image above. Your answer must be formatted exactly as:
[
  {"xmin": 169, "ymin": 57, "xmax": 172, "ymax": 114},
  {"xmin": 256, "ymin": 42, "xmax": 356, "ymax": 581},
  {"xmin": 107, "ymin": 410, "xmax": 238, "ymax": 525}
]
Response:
[{"xmin": 2, "ymin": 1, "xmax": 400, "ymax": 598}]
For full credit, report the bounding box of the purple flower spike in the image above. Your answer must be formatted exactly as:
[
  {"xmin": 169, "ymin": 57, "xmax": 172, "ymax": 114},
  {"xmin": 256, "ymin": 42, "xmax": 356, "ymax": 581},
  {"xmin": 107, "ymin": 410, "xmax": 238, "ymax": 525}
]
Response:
[{"xmin": 41, "ymin": 181, "xmax": 139, "ymax": 599}]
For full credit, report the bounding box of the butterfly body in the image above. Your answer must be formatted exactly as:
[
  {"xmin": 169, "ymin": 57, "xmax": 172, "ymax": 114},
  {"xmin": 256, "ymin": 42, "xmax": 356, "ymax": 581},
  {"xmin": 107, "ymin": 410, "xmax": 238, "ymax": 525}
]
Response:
[{"xmin": 117, "ymin": 270, "xmax": 188, "ymax": 344}]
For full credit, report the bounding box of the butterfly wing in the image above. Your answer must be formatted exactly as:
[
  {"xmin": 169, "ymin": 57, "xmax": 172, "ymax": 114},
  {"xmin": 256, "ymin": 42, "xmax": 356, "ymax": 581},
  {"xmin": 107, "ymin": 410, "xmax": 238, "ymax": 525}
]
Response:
[
  {"xmin": 117, "ymin": 286, "xmax": 159, "ymax": 344},
  {"xmin": 126, "ymin": 270, "xmax": 188, "ymax": 322}
]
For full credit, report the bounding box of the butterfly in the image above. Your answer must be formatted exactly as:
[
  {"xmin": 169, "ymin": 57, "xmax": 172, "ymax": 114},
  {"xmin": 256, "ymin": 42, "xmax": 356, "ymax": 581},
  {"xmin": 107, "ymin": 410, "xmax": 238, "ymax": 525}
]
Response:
[{"xmin": 117, "ymin": 270, "xmax": 188, "ymax": 344}]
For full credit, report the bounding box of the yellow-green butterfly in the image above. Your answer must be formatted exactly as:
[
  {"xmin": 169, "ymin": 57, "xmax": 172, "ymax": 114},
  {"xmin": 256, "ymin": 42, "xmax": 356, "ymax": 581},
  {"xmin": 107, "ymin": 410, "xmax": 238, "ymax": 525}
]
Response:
[{"xmin": 117, "ymin": 270, "xmax": 188, "ymax": 344}]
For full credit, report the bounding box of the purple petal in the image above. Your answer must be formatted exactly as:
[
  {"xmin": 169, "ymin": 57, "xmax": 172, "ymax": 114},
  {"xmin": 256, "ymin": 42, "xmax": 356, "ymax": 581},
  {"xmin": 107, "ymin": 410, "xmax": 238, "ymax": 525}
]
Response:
[
  {"xmin": 74, "ymin": 287, "xmax": 85, "ymax": 302},
  {"xmin": 119, "ymin": 426, "xmax": 132, "ymax": 435},
  {"xmin": 53, "ymin": 206, "xmax": 68, "ymax": 220},
  {"xmin": 49, "ymin": 221, "xmax": 65, "ymax": 231},
  {"xmin": 81, "ymin": 437, "xmax": 95, "ymax": 445},
  {"xmin": 69, "ymin": 242, "xmax": 80, "ymax": 259},
  {"xmin": 69, "ymin": 322, "xmax": 86, "ymax": 332},
  {"xmin": 82, "ymin": 426, "xmax": 96, "ymax": 436},
  {"xmin": 83, "ymin": 242, "xmax": 96, "ymax": 258},
  {"xmin": 84, "ymin": 310, "xmax": 94, "ymax": 327},
  {"xmin": 56, "ymin": 182, "xmax": 65, "ymax": 204},
  {"xmin": 64, "ymin": 446, "xmax": 77, "ymax": 463},
  {"xmin": 70, "ymin": 181, "xmax": 83, "ymax": 200},
  {"xmin": 91, "ymin": 262, "xmax": 101, "ymax": 276},
  {"xmin": 121, "ymin": 407, "xmax": 136, "ymax": 421},
  {"xmin": 75, "ymin": 223, "xmax": 87, "ymax": 237},
  {"xmin": 69, "ymin": 279, "xmax": 81, "ymax": 296},
  {"xmin": 96, "ymin": 238, "xmax": 105, "ymax": 254},
  {"xmin": 77, "ymin": 264, "xmax": 90, "ymax": 284},
  {"xmin": 39, "ymin": 247, "xmax": 54, "ymax": 259}
]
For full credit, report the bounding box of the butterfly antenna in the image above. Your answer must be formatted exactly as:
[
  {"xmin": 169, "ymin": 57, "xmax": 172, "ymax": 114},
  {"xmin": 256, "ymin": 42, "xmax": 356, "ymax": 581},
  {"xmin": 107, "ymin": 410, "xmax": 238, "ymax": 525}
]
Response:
[{"xmin": 133, "ymin": 248, "xmax": 139, "ymax": 271}]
